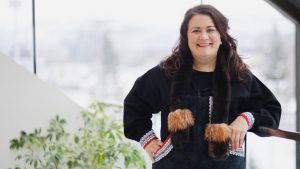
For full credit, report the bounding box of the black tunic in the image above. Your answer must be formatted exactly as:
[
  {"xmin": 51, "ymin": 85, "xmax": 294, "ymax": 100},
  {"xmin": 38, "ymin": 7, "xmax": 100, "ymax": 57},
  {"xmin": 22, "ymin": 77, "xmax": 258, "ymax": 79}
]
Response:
[{"xmin": 123, "ymin": 65, "xmax": 281, "ymax": 169}]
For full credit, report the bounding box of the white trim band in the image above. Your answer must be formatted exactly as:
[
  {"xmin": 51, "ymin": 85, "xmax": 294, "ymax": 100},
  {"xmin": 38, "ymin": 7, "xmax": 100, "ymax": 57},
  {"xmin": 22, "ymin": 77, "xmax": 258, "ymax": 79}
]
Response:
[{"xmin": 139, "ymin": 130, "xmax": 157, "ymax": 148}]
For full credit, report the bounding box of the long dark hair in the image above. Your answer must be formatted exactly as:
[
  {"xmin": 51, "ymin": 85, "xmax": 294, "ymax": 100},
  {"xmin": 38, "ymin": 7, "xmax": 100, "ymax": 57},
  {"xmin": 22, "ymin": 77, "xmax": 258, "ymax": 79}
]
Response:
[{"xmin": 160, "ymin": 4, "xmax": 249, "ymax": 82}]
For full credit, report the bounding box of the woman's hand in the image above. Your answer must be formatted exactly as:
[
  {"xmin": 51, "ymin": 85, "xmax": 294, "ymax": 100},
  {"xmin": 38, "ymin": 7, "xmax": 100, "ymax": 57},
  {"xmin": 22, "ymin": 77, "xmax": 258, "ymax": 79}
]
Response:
[
  {"xmin": 144, "ymin": 139, "xmax": 163, "ymax": 162},
  {"xmin": 229, "ymin": 116, "xmax": 249, "ymax": 150}
]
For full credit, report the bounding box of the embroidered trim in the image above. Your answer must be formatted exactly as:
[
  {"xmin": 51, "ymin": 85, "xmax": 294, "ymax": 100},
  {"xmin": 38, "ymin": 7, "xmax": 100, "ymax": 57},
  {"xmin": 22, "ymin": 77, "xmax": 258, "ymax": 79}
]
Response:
[
  {"xmin": 154, "ymin": 135, "xmax": 173, "ymax": 162},
  {"xmin": 229, "ymin": 143, "xmax": 245, "ymax": 157},
  {"xmin": 240, "ymin": 112, "xmax": 255, "ymax": 130},
  {"xmin": 239, "ymin": 114, "xmax": 250, "ymax": 127},
  {"xmin": 139, "ymin": 130, "xmax": 157, "ymax": 148},
  {"xmin": 143, "ymin": 137, "xmax": 157, "ymax": 149},
  {"xmin": 209, "ymin": 96, "xmax": 213, "ymax": 124}
]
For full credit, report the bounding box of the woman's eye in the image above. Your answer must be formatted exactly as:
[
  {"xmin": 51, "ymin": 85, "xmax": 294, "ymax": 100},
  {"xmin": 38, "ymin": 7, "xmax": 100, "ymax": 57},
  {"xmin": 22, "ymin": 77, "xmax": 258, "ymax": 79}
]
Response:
[
  {"xmin": 192, "ymin": 29, "xmax": 200, "ymax": 33},
  {"xmin": 207, "ymin": 29, "xmax": 215, "ymax": 32}
]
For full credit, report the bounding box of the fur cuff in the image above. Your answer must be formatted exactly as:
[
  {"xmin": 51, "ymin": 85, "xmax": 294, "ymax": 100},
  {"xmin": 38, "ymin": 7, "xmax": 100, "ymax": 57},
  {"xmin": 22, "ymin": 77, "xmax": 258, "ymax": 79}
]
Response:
[
  {"xmin": 168, "ymin": 109, "xmax": 194, "ymax": 132},
  {"xmin": 204, "ymin": 123, "xmax": 231, "ymax": 142},
  {"xmin": 205, "ymin": 123, "xmax": 231, "ymax": 160},
  {"xmin": 168, "ymin": 109, "xmax": 194, "ymax": 148},
  {"xmin": 208, "ymin": 141, "xmax": 230, "ymax": 160}
]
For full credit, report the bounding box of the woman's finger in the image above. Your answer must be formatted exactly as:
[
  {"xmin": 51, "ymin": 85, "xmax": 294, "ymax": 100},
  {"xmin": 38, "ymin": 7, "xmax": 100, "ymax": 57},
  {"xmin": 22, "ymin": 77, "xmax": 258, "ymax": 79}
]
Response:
[
  {"xmin": 239, "ymin": 132, "xmax": 245, "ymax": 147},
  {"xmin": 234, "ymin": 131, "xmax": 240, "ymax": 150},
  {"xmin": 156, "ymin": 140, "xmax": 163, "ymax": 146},
  {"xmin": 144, "ymin": 139, "xmax": 163, "ymax": 163},
  {"xmin": 230, "ymin": 130, "xmax": 235, "ymax": 150},
  {"xmin": 152, "ymin": 145, "xmax": 160, "ymax": 152},
  {"xmin": 146, "ymin": 151, "xmax": 154, "ymax": 162},
  {"xmin": 231, "ymin": 129, "xmax": 244, "ymax": 150}
]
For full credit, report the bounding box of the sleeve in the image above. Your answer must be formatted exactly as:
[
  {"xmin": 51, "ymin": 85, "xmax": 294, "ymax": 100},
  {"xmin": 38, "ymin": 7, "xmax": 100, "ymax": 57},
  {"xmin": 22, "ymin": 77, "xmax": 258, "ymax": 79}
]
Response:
[
  {"xmin": 123, "ymin": 67, "xmax": 161, "ymax": 143},
  {"xmin": 247, "ymin": 73, "xmax": 282, "ymax": 136}
]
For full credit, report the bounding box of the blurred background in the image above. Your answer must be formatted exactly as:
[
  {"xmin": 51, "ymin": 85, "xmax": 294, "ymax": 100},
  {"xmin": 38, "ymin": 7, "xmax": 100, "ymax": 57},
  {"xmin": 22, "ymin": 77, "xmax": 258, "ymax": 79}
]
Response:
[{"xmin": 0, "ymin": 0, "xmax": 296, "ymax": 168}]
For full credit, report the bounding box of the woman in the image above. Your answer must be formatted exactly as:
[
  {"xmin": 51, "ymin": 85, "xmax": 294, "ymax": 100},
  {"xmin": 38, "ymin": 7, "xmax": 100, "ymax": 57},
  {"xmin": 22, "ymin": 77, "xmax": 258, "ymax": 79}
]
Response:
[{"xmin": 123, "ymin": 4, "xmax": 281, "ymax": 169}]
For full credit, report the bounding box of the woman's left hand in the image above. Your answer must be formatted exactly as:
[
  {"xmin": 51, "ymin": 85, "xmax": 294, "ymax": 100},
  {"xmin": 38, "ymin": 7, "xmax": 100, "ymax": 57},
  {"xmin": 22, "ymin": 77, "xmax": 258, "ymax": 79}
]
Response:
[{"xmin": 229, "ymin": 116, "xmax": 249, "ymax": 150}]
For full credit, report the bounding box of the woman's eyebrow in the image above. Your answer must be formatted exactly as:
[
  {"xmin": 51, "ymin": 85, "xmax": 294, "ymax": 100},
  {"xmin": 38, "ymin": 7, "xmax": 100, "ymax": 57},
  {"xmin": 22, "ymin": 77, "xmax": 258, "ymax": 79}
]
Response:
[
  {"xmin": 191, "ymin": 25, "xmax": 215, "ymax": 29},
  {"xmin": 207, "ymin": 25, "xmax": 216, "ymax": 28}
]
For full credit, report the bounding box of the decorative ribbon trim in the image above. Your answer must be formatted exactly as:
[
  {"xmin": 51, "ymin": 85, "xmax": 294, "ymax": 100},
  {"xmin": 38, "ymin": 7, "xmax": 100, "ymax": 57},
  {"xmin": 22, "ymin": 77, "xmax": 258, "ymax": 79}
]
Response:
[
  {"xmin": 154, "ymin": 135, "xmax": 173, "ymax": 162},
  {"xmin": 209, "ymin": 96, "xmax": 213, "ymax": 124},
  {"xmin": 139, "ymin": 130, "xmax": 158, "ymax": 148},
  {"xmin": 239, "ymin": 112, "xmax": 255, "ymax": 130},
  {"xmin": 143, "ymin": 137, "xmax": 158, "ymax": 149},
  {"xmin": 229, "ymin": 143, "xmax": 245, "ymax": 157}
]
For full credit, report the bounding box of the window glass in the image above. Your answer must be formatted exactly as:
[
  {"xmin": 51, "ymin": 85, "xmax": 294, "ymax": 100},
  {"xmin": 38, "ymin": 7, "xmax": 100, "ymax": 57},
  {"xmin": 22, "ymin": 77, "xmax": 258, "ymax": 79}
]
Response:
[
  {"xmin": 208, "ymin": 1, "xmax": 295, "ymax": 168},
  {"xmin": 0, "ymin": 0, "xmax": 33, "ymax": 72}
]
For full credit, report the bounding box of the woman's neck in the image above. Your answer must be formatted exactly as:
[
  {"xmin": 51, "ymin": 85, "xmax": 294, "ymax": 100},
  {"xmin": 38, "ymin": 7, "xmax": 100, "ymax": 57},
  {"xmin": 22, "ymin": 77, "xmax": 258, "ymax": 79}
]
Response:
[{"xmin": 192, "ymin": 62, "xmax": 216, "ymax": 72}]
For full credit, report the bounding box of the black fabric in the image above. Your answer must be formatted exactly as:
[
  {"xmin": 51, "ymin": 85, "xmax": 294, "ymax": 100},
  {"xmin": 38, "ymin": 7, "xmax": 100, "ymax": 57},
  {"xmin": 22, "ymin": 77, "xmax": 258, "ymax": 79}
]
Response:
[
  {"xmin": 153, "ymin": 72, "xmax": 244, "ymax": 169},
  {"xmin": 211, "ymin": 68, "xmax": 231, "ymax": 124},
  {"xmin": 170, "ymin": 56, "xmax": 193, "ymax": 111},
  {"xmin": 123, "ymin": 65, "xmax": 281, "ymax": 168},
  {"xmin": 123, "ymin": 66, "xmax": 167, "ymax": 141}
]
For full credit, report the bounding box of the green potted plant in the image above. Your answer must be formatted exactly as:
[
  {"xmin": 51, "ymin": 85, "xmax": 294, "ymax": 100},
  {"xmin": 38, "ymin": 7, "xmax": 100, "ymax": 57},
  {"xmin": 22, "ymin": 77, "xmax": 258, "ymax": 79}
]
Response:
[{"xmin": 9, "ymin": 101, "xmax": 146, "ymax": 169}]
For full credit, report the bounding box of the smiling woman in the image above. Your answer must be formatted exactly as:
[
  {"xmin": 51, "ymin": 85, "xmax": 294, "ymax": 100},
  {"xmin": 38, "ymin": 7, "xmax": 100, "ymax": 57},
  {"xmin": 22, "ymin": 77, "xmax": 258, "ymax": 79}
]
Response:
[
  {"xmin": 0, "ymin": 0, "xmax": 295, "ymax": 168},
  {"xmin": 187, "ymin": 14, "xmax": 221, "ymax": 72},
  {"xmin": 123, "ymin": 4, "xmax": 281, "ymax": 169}
]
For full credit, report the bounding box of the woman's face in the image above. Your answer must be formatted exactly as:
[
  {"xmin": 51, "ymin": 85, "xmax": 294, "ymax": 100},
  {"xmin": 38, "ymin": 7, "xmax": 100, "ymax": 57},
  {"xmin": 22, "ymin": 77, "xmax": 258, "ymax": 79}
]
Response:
[{"xmin": 187, "ymin": 14, "xmax": 222, "ymax": 66}]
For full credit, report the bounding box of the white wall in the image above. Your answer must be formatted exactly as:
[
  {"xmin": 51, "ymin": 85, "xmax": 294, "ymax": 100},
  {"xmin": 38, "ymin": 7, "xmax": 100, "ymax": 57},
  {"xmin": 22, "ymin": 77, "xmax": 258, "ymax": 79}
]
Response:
[
  {"xmin": 0, "ymin": 55, "xmax": 83, "ymax": 168},
  {"xmin": 247, "ymin": 133, "xmax": 295, "ymax": 169}
]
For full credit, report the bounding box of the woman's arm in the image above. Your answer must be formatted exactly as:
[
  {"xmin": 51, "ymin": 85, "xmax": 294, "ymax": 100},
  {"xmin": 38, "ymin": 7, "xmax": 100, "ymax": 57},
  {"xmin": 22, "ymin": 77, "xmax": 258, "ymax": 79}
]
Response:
[
  {"xmin": 247, "ymin": 73, "xmax": 282, "ymax": 136},
  {"xmin": 123, "ymin": 67, "xmax": 162, "ymax": 142}
]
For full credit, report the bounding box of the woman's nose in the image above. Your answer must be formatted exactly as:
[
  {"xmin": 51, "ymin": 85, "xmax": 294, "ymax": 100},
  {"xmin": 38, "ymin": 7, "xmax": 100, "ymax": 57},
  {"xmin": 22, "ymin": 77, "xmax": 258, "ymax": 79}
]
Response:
[{"xmin": 199, "ymin": 32, "xmax": 208, "ymax": 40}]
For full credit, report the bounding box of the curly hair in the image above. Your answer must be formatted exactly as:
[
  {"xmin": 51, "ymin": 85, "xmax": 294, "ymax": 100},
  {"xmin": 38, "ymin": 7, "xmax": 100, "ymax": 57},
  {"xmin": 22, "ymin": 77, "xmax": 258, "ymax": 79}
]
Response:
[{"xmin": 160, "ymin": 4, "xmax": 249, "ymax": 82}]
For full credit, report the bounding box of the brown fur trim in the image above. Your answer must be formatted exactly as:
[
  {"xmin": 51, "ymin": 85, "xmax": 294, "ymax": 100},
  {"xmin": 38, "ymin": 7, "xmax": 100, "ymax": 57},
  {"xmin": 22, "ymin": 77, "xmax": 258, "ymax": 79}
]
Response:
[
  {"xmin": 205, "ymin": 123, "xmax": 231, "ymax": 142},
  {"xmin": 208, "ymin": 141, "xmax": 230, "ymax": 160},
  {"xmin": 168, "ymin": 109, "xmax": 194, "ymax": 132}
]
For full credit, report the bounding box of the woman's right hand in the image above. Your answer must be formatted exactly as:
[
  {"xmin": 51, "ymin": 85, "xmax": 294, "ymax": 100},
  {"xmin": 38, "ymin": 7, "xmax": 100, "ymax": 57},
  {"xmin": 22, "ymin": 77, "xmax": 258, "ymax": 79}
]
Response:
[{"xmin": 144, "ymin": 139, "xmax": 163, "ymax": 162}]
